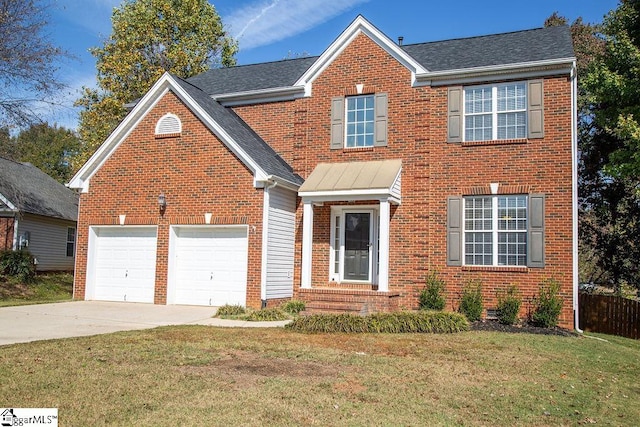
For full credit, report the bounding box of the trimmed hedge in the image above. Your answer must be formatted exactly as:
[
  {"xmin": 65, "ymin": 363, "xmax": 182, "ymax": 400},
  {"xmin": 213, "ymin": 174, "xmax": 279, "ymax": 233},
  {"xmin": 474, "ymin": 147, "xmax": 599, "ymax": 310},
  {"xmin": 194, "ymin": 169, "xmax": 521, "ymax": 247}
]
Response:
[
  {"xmin": 285, "ymin": 311, "xmax": 469, "ymax": 334},
  {"xmin": 246, "ymin": 308, "xmax": 289, "ymax": 321}
]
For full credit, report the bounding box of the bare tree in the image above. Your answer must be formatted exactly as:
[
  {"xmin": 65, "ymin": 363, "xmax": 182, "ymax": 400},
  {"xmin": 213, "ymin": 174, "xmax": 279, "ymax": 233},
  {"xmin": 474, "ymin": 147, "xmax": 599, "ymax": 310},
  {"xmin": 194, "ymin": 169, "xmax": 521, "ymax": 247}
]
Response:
[{"xmin": 0, "ymin": 0, "xmax": 66, "ymax": 127}]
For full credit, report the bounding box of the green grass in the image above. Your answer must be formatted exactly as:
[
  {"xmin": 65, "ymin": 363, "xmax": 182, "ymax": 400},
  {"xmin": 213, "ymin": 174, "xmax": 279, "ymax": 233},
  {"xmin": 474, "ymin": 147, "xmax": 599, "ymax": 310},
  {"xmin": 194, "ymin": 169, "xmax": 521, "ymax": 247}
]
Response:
[
  {"xmin": 0, "ymin": 327, "xmax": 638, "ymax": 426},
  {"xmin": 0, "ymin": 272, "xmax": 73, "ymax": 307}
]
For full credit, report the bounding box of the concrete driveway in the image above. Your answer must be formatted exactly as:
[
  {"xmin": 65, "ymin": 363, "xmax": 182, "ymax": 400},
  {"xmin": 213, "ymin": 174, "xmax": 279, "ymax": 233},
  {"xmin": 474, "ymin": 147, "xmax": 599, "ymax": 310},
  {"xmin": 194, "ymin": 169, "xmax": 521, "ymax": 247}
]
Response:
[{"xmin": 0, "ymin": 301, "xmax": 289, "ymax": 346}]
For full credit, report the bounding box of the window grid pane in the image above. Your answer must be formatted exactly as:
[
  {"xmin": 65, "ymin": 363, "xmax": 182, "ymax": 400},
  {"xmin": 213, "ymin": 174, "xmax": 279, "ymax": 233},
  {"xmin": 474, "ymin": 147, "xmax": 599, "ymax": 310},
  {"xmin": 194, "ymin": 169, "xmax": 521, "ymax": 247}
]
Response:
[
  {"xmin": 464, "ymin": 82, "xmax": 527, "ymax": 141},
  {"xmin": 345, "ymin": 95, "xmax": 374, "ymax": 148},
  {"xmin": 498, "ymin": 232, "xmax": 527, "ymax": 266},
  {"xmin": 464, "ymin": 195, "xmax": 528, "ymax": 266}
]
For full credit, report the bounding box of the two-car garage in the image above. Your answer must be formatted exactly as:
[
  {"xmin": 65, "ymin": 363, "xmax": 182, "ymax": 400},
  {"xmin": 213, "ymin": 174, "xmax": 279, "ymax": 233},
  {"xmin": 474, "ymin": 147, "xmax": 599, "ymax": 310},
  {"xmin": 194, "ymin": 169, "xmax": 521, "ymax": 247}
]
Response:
[{"xmin": 86, "ymin": 225, "xmax": 248, "ymax": 306}]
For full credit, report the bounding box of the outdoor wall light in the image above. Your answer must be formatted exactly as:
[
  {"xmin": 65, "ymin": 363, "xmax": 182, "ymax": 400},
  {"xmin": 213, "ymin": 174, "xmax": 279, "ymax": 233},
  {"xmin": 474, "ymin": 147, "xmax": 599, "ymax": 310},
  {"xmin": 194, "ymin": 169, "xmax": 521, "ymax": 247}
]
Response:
[{"xmin": 158, "ymin": 193, "xmax": 167, "ymax": 214}]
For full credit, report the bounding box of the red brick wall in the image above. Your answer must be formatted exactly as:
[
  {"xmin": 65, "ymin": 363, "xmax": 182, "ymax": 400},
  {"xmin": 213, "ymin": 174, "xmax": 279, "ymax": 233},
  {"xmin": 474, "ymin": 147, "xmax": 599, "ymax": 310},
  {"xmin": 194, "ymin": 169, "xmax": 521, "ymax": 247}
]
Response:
[
  {"xmin": 74, "ymin": 91, "xmax": 265, "ymax": 308},
  {"xmin": 0, "ymin": 217, "xmax": 14, "ymax": 250},
  {"xmin": 235, "ymin": 34, "xmax": 575, "ymax": 327}
]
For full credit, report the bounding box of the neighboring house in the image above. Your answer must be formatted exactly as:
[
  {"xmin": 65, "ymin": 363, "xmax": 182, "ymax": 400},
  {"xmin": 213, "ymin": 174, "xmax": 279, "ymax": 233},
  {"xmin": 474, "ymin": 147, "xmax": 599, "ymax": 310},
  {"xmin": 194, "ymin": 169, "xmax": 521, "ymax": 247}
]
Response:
[
  {"xmin": 0, "ymin": 157, "xmax": 79, "ymax": 271},
  {"xmin": 69, "ymin": 16, "xmax": 578, "ymax": 328}
]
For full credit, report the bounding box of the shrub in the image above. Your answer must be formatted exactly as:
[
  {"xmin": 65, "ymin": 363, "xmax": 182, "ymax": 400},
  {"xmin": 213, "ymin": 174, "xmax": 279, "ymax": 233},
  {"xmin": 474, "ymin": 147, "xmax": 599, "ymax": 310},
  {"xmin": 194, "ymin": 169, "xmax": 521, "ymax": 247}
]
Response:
[
  {"xmin": 418, "ymin": 271, "xmax": 446, "ymax": 311},
  {"xmin": 496, "ymin": 285, "xmax": 522, "ymax": 325},
  {"xmin": 280, "ymin": 299, "xmax": 306, "ymax": 315},
  {"xmin": 532, "ymin": 278, "xmax": 563, "ymax": 328},
  {"xmin": 285, "ymin": 311, "xmax": 469, "ymax": 334},
  {"xmin": 459, "ymin": 279, "xmax": 483, "ymax": 322},
  {"xmin": 216, "ymin": 304, "xmax": 246, "ymax": 317},
  {"xmin": 0, "ymin": 250, "xmax": 36, "ymax": 283},
  {"xmin": 247, "ymin": 308, "xmax": 289, "ymax": 321}
]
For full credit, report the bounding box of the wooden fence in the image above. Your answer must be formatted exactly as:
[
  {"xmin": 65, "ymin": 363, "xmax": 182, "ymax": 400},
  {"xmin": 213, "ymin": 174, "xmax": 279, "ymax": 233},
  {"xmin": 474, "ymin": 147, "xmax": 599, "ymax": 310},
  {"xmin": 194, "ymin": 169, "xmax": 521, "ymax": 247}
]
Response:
[{"xmin": 579, "ymin": 293, "xmax": 640, "ymax": 339}]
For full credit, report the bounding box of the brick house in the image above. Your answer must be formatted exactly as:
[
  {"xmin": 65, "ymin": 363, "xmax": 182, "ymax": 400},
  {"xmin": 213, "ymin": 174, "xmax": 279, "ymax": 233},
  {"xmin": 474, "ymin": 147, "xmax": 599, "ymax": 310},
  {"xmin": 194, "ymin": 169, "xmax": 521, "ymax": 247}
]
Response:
[{"xmin": 68, "ymin": 16, "xmax": 578, "ymax": 328}]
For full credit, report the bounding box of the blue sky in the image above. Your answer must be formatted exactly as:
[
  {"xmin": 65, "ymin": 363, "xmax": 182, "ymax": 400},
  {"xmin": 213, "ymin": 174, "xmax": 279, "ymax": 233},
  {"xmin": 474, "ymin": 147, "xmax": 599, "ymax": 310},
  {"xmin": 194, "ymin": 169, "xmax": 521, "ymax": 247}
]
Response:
[{"xmin": 48, "ymin": 0, "xmax": 619, "ymax": 130}]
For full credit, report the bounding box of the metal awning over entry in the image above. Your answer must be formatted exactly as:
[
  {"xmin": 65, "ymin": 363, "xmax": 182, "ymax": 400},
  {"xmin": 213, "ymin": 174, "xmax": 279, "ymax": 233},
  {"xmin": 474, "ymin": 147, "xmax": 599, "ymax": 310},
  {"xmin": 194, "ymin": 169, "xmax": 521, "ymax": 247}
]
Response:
[
  {"xmin": 298, "ymin": 159, "xmax": 401, "ymax": 204},
  {"xmin": 298, "ymin": 159, "xmax": 402, "ymax": 293}
]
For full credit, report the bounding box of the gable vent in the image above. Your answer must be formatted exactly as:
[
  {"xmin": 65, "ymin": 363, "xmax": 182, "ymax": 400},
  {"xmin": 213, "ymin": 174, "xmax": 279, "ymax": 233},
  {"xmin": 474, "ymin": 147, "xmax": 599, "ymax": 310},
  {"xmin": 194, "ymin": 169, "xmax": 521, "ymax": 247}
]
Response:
[{"xmin": 155, "ymin": 113, "xmax": 182, "ymax": 136}]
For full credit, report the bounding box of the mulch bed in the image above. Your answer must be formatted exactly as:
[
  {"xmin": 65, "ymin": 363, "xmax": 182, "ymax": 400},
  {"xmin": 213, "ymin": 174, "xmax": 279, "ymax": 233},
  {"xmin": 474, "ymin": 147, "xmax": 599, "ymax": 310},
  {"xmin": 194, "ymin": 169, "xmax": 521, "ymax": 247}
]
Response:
[{"xmin": 470, "ymin": 320, "xmax": 578, "ymax": 337}]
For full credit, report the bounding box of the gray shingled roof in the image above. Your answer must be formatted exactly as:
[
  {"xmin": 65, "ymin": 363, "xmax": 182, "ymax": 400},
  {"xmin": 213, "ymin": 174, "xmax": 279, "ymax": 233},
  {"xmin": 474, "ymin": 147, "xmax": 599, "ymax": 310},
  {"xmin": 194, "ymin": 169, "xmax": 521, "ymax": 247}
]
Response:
[
  {"xmin": 0, "ymin": 157, "xmax": 79, "ymax": 221},
  {"xmin": 171, "ymin": 25, "xmax": 573, "ymax": 187},
  {"xmin": 187, "ymin": 26, "xmax": 574, "ymax": 97},
  {"xmin": 187, "ymin": 56, "xmax": 318, "ymax": 96},
  {"xmin": 402, "ymin": 26, "xmax": 574, "ymax": 71},
  {"xmin": 172, "ymin": 76, "xmax": 303, "ymax": 185}
]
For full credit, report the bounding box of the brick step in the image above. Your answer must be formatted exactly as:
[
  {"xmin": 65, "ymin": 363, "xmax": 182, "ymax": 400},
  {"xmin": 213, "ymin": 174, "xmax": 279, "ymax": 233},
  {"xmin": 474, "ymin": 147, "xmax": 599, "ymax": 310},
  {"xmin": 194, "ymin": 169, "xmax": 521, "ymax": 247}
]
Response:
[{"xmin": 304, "ymin": 301, "xmax": 365, "ymax": 312}]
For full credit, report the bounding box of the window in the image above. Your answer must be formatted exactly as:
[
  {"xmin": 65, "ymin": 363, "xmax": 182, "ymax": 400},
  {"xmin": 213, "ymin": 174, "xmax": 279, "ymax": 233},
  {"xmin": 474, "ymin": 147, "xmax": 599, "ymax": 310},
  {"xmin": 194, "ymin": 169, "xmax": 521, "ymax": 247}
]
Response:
[
  {"xmin": 346, "ymin": 95, "xmax": 374, "ymax": 147},
  {"xmin": 464, "ymin": 195, "xmax": 527, "ymax": 266},
  {"xmin": 66, "ymin": 227, "xmax": 76, "ymax": 257},
  {"xmin": 464, "ymin": 82, "xmax": 527, "ymax": 142},
  {"xmin": 330, "ymin": 93, "xmax": 387, "ymax": 149}
]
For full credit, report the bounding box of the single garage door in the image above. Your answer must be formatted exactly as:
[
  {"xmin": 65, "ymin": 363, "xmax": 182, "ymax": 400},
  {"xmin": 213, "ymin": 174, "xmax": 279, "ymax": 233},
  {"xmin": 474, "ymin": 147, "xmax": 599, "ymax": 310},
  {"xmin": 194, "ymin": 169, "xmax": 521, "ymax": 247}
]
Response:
[
  {"xmin": 170, "ymin": 226, "xmax": 248, "ymax": 306},
  {"xmin": 90, "ymin": 227, "xmax": 157, "ymax": 303}
]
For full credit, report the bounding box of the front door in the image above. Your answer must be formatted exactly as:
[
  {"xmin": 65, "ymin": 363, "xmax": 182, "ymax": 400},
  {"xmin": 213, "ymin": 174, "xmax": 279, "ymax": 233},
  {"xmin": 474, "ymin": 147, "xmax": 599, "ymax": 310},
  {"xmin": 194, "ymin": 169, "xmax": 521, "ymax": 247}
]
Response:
[{"xmin": 343, "ymin": 212, "xmax": 372, "ymax": 281}]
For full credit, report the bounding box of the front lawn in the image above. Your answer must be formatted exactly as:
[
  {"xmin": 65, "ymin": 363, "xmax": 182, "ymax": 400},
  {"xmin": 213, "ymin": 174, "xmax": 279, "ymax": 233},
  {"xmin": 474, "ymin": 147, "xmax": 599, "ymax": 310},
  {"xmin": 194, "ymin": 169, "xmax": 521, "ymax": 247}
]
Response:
[
  {"xmin": 0, "ymin": 272, "xmax": 73, "ymax": 307},
  {"xmin": 0, "ymin": 327, "xmax": 637, "ymax": 425}
]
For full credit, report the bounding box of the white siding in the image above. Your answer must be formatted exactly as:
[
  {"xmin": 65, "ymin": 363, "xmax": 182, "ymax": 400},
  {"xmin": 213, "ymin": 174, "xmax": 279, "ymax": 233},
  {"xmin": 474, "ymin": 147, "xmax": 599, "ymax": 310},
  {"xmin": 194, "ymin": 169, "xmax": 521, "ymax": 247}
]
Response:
[
  {"xmin": 19, "ymin": 214, "xmax": 76, "ymax": 271},
  {"xmin": 265, "ymin": 186, "xmax": 296, "ymax": 299}
]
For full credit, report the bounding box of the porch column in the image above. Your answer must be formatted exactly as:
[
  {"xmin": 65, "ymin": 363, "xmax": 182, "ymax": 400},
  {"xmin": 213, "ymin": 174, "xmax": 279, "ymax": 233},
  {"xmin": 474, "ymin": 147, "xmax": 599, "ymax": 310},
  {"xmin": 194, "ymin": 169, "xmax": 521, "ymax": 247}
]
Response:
[
  {"xmin": 301, "ymin": 201, "xmax": 313, "ymax": 289},
  {"xmin": 378, "ymin": 199, "xmax": 390, "ymax": 292}
]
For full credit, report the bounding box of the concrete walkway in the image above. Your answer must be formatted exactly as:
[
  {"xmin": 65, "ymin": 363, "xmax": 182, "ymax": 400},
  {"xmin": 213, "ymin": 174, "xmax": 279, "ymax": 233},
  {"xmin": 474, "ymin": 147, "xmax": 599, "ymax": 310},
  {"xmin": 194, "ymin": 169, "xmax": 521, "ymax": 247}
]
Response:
[{"xmin": 0, "ymin": 301, "xmax": 290, "ymax": 346}]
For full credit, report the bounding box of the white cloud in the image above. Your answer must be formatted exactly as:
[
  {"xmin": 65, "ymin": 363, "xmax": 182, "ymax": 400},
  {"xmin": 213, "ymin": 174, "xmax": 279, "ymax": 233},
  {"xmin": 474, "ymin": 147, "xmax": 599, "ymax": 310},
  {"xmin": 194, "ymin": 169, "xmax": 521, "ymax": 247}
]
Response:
[{"xmin": 225, "ymin": 0, "xmax": 369, "ymax": 50}]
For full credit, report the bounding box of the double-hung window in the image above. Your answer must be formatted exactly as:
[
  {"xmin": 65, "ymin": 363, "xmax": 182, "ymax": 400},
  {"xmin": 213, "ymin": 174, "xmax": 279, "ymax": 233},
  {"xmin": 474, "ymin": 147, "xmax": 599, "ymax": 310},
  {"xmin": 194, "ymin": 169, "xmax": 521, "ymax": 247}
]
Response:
[
  {"xmin": 330, "ymin": 93, "xmax": 387, "ymax": 149},
  {"xmin": 464, "ymin": 82, "xmax": 527, "ymax": 142},
  {"xmin": 66, "ymin": 227, "xmax": 76, "ymax": 257},
  {"xmin": 346, "ymin": 95, "xmax": 375, "ymax": 148},
  {"xmin": 464, "ymin": 195, "xmax": 528, "ymax": 266}
]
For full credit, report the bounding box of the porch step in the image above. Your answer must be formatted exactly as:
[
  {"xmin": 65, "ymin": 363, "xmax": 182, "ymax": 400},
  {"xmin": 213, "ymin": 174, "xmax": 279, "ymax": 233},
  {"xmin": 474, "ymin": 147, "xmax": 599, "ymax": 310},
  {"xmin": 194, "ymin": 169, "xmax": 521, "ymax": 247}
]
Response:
[
  {"xmin": 298, "ymin": 288, "xmax": 400, "ymax": 316},
  {"xmin": 303, "ymin": 301, "xmax": 368, "ymax": 315}
]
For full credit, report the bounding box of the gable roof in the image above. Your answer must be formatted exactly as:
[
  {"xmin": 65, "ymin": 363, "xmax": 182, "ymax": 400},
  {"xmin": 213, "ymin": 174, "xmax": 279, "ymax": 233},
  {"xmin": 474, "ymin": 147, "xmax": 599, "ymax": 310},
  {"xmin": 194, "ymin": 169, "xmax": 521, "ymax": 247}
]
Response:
[
  {"xmin": 69, "ymin": 73, "xmax": 302, "ymax": 192},
  {"xmin": 172, "ymin": 76, "xmax": 303, "ymax": 186},
  {"xmin": 0, "ymin": 157, "xmax": 78, "ymax": 221},
  {"xmin": 185, "ymin": 16, "xmax": 575, "ymax": 100}
]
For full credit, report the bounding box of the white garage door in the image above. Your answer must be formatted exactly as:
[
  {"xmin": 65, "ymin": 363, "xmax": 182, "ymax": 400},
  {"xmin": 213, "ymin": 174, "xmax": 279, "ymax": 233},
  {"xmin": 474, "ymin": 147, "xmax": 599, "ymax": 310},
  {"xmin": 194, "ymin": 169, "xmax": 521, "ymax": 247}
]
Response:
[
  {"xmin": 90, "ymin": 227, "xmax": 157, "ymax": 303},
  {"xmin": 171, "ymin": 226, "xmax": 248, "ymax": 306}
]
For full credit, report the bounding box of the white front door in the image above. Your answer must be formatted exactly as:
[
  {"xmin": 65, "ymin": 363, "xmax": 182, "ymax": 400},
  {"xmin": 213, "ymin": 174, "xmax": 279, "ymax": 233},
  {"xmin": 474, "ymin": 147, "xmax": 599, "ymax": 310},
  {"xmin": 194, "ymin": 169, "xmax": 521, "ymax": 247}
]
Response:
[
  {"xmin": 169, "ymin": 226, "xmax": 248, "ymax": 306},
  {"xmin": 89, "ymin": 227, "xmax": 157, "ymax": 303},
  {"xmin": 331, "ymin": 208, "xmax": 378, "ymax": 283}
]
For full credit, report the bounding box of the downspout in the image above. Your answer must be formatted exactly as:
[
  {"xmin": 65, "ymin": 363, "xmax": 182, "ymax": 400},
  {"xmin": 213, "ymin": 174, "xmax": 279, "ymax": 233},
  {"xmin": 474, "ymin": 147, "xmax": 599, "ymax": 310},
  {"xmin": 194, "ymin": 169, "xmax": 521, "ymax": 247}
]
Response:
[
  {"xmin": 571, "ymin": 60, "xmax": 583, "ymax": 333},
  {"xmin": 260, "ymin": 181, "xmax": 278, "ymax": 308}
]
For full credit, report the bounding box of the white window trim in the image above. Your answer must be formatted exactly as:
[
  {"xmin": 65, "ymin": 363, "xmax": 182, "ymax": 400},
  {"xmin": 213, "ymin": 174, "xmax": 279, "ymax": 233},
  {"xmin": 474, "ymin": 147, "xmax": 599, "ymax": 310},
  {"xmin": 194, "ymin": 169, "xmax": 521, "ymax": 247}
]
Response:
[
  {"xmin": 462, "ymin": 195, "xmax": 528, "ymax": 267},
  {"xmin": 329, "ymin": 205, "xmax": 379, "ymax": 283},
  {"xmin": 66, "ymin": 227, "xmax": 76, "ymax": 257},
  {"xmin": 463, "ymin": 82, "xmax": 527, "ymax": 142},
  {"xmin": 344, "ymin": 94, "xmax": 375, "ymax": 149}
]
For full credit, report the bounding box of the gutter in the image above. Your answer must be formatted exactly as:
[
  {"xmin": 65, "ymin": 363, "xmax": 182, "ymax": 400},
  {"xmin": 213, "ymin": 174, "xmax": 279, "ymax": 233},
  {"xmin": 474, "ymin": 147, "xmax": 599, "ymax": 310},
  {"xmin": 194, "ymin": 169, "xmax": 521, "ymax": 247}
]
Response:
[{"xmin": 571, "ymin": 60, "xmax": 582, "ymax": 333}]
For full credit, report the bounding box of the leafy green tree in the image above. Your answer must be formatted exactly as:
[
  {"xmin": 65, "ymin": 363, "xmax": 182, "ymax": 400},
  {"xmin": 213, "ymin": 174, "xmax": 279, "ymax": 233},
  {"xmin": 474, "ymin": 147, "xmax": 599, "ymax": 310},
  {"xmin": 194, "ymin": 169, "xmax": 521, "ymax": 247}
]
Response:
[
  {"xmin": 0, "ymin": 0, "xmax": 66, "ymax": 127},
  {"xmin": 0, "ymin": 123, "xmax": 80, "ymax": 183},
  {"xmin": 567, "ymin": 0, "xmax": 640, "ymax": 290},
  {"xmin": 75, "ymin": 0, "xmax": 238, "ymax": 169}
]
